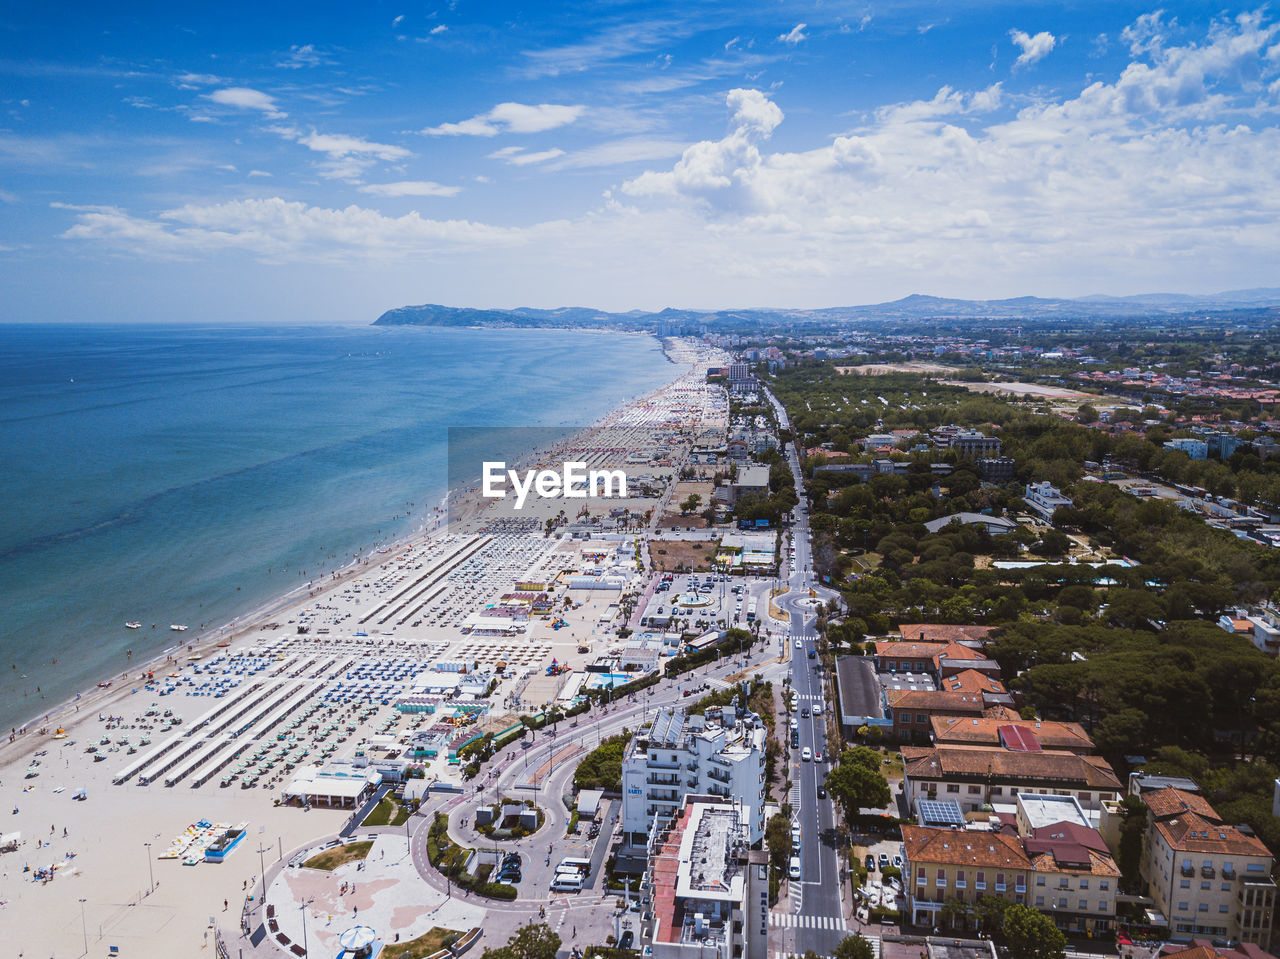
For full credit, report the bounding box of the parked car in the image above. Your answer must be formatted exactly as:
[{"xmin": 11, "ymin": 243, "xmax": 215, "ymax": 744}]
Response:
[
  {"xmin": 865, "ymin": 854, "xmax": 876, "ymax": 872},
  {"xmin": 878, "ymin": 852, "xmax": 890, "ymax": 870}
]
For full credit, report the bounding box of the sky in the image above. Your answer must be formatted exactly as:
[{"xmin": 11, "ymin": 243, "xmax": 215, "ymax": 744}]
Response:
[{"xmin": 2, "ymin": 1, "xmax": 1280, "ymax": 323}]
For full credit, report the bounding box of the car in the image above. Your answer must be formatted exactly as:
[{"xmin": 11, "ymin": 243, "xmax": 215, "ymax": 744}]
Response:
[
  {"xmin": 865, "ymin": 854, "xmax": 876, "ymax": 872},
  {"xmin": 503, "ymin": 853, "xmax": 522, "ymax": 866},
  {"xmin": 814, "ymin": 750, "xmax": 823, "ymax": 762},
  {"xmin": 789, "ymin": 856, "xmax": 802, "ymax": 880},
  {"xmin": 791, "ymin": 833, "xmax": 801, "ymax": 852},
  {"xmin": 878, "ymin": 853, "xmax": 890, "ymax": 870},
  {"xmin": 892, "ymin": 854, "xmax": 903, "ymax": 869},
  {"xmin": 812, "ymin": 702, "xmax": 823, "ymax": 715},
  {"xmin": 817, "ymin": 784, "xmax": 827, "ymax": 799},
  {"xmin": 499, "ymin": 871, "xmax": 522, "ymax": 884},
  {"xmin": 794, "ymin": 639, "xmax": 802, "ymax": 648},
  {"xmin": 801, "ymin": 747, "xmax": 812, "ymax": 761},
  {"xmin": 619, "ymin": 931, "xmax": 634, "ymax": 949},
  {"xmin": 800, "ymin": 707, "xmax": 809, "ymax": 717}
]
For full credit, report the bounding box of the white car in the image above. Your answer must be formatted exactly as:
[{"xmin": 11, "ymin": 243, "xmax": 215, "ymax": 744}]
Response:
[
  {"xmin": 812, "ymin": 702, "xmax": 823, "ymax": 716},
  {"xmin": 801, "ymin": 747, "xmax": 812, "ymax": 761},
  {"xmin": 794, "ymin": 639, "xmax": 802, "ymax": 648}
]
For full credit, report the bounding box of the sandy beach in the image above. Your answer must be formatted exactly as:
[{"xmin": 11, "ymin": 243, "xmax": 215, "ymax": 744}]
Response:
[{"xmin": 0, "ymin": 337, "xmax": 730, "ymax": 957}]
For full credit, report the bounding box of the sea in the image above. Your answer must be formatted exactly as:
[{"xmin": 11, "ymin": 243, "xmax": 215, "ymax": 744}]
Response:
[{"xmin": 0, "ymin": 323, "xmax": 676, "ymax": 731}]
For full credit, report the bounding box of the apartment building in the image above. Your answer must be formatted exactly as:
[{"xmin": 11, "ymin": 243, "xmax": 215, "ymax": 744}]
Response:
[
  {"xmin": 621, "ymin": 707, "xmax": 767, "ymax": 844},
  {"xmin": 902, "ymin": 743, "xmax": 1122, "ymax": 816},
  {"xmin": 930, "ymin": 716, "xmax": 1097, "ymax": 755},
  {"xmin": 1138, "ymin": 786, "xmax": 1275, "ymax": 948},
  {"xmin": 643, "ymin": 795, "xmax": 768, "ymax": 959},
  {"xmin": 1024, "ymin": 481, "xmax": 1074, "ymax": 523},
  {"xmin": 904, "ymin": 794, "xmax": 1119, "ymax": 937}
]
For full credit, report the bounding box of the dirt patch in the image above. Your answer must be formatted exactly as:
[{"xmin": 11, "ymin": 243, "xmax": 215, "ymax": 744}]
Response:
[
  {"xmin": 940, "ymin": 379, "xmax": 1091, "ymax": 399},
  {"xmin": 651, "ymin": 539, "xmax": 720, "ymax": 572},
  {"xmin": 302, "ymin": 840, "xmax": 373, "ymax": 871}
]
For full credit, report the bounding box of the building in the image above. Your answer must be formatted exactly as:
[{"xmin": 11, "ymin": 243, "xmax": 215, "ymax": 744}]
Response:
[
  {"xmin": 714, "ymin": 465, "xmax": 771, "ymax": 507},
  {"xmin": 643, "ymin": 796, "xmax": 768, "ymax": 959},
  {"xmin": 903, "ymin": 793, "xmax": 1120, "ymax": 937},
  {"xmin": 1024, "ymin": 481, "xmax": 1074, "ymax": 523},
  {"xmin": 978, "ymin": 456, "xmax": 1018, "ymax": 483},
  {"xmin": 727, "ymin": 362, "xmax": 753, "ymax": 383},
  {"xmin": 923, "ymin": 512, "xmax": 1018, "ymax": 535},
  {"xmin": 621, "ymin": 707, "xmax": 767, "ymax": 844},
  {"xmin": 886, "ymin": 688, "xmax": 986, "ymax": 741},
  {"xmin": 930, "ymin": 717, "xmax": 1097, "ymax": 755},
  {"xmin": 1165, "ymin": 437, "xmax": 1210, "ymax": 460},
  {"xmin": 1137, "ymin": 786, "xmax": 1275, "ymax": 948},
  {"xmin": 1161, "ymin": 941, "xmax": 1280, "ymax": 959},
  {"xmin": 950, "ymin": 430, "xmax": 1003, "ymax": 458},
  {"xmin": 902, "ymin": 743, "xmax": 1123, "ymax": 816}
]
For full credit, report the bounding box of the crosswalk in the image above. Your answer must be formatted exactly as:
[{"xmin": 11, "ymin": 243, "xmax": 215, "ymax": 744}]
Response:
[
  {"xmin": 771, "ymin": 943, "xmax": 880, "ymax": 959},
  {"xmin": 769, "ymin": 912, "xmax": 848, "ymax": 930},
  {"xmin": 705, "ymin": 677, "xmax": 730, "ymax": 690}
]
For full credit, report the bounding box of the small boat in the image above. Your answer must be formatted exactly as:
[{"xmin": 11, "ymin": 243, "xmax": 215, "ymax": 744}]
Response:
[
  {"xmin": 125, "ymin": 622, "xmax": 141, "ymax": 629},
  {"xmin": 170, "ymin": 624, "xmax": 188, "ymax": 632}
]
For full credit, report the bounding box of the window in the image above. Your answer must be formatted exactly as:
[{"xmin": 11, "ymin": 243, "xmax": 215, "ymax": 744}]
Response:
[
  {"xmin": 1077, "ymin": 791, "xmax": 1090, "ymax": 800},
  {"xmin": 991, "ymin": 787, "xmax": 1002, "ymax": 796},
  {"xmin": 1201, "ymin": 881, "xmax": 1210, "ymax": 890},
  {"xmin": 1198, "ymin": 903, "xmax": 1209, "ymax": 912},
  {"xmin": 1221, "ymin": 883, "xmax": 1231, "ymax": 892},
  {"xmin": 1178, "ymin": 902, "xmax": 1189, "ymax": 912},
  {"xmin": 1079, "ymin": 899, "xmax": 1088, "ymax": 911},
  {"xmin": 1036, "ymin": 896, "xmax": 1044, "ymax": 906},
  {"xmin": 1080, "ymin": 879, "xmax": 1089, "ymax": 890},
  {"xmin": 996, "ymin": 873, "xmax": 1006, "ymax": 891},
  {"xmin": 946, "ymin": 784, "xmax": 959, "ymax": 793},
  {"xmin": 968, "ymin": 785, "xmax": 981, "ymax": 794},
  {"xmin": 1099, "ymin": 881, "xmax": 1109, "ymax": 891},
  {"xmin": 1220, "ymin": 904, "xmax": 1229, "ymax": 914},
  {"xmin": 1015, "ymin": 876, "xmax": 1026, "ymax": 891},
  {"xmin": 936, "ymin": 869, "xmax": 946, "ymax": 888},
  {"xmin": 916, "ymin": 871, "xmax": 926, "ymax": 886},
  {"xmin": 1058, "ymin": 898, "xmax": 1067, "ymax": 909},
  {"xmin": 1099, "ymin": 901, "xmax": 1108, "ymax": 912},
  {"xmin": 1180, "ymin": 880, "xmax": 1190, "ymax": 889},
  {"xmin": 956, "ymin": 870, "xmax": 966, "ymax": 888},
  {"xmin": 1036, "ymin": 876, "xmax": 1046, "ymax": 887},
  {"xmin": 976, "ymin": 872, "xmax": 986, "ymax": 890}
]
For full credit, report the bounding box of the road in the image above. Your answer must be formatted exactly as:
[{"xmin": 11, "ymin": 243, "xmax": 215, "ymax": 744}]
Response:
[{"xmin": 764, "ymin": 386, "xmax": 856, "ymax": 956}]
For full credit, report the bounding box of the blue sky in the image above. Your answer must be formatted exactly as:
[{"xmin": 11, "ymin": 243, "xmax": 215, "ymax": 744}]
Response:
[{"xmin": 2, "ymin": 1, "xmax": 1279, "ymax": 322}]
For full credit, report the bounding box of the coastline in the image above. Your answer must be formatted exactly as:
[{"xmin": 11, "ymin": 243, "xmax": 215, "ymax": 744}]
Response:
[{"xmin": 1, "ymin": 335, "xmax": 684, "ymax": 751}]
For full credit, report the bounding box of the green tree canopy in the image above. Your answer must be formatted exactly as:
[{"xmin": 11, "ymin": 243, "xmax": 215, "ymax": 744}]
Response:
[
  {"xmin": 480, "ymin": 922, "xmax": 562, "ymax": 959},
  {"xmin": 1002, "ymin": 904, "xmax": 1066, "ymax": 959}
]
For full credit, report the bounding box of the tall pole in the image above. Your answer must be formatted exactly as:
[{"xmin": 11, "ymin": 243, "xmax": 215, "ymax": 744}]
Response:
[
  {"xmin": 301, "ymin": 902, "xmax": 309, "ymax": 957},
  {"xmin": 258, "ymin": 843, "xmax": 269, "ymax": 911},
  {"xmin": 144, "ymin": 842, "xmax": 154, "ymax": 895},
  {"xmin": 79, "ymin": 897, "xmax": 88, "ymax": 955}
]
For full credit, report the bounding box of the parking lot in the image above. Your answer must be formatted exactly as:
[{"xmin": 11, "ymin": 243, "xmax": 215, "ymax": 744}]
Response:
[{"xmin": 637, "ymin": 571, "xmax": 767, "ymax": 631}]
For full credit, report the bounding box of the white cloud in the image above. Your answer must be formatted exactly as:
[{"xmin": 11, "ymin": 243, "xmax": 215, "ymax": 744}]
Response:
[
  {"xmin": 277, "ymin": 44, "xmax": 329, "ymax": 69},
  {"xmin": 176, "ymin": 72, "xmax": 224, "ymax": 86},
  {"xmin": 357, "ymin": 180, "xmax": 461, "ymax": 197},
  {"xmin": 422, "ymin": 102, "xmax": 586, "ymax": 137},
  {"xmin": 205, "ymin": 87, "xmax": 286, "ymax": 119},
  {"xmin": 430, "ymin": 24, "xmax": 447, "ymax": 35},
  {"xmin": 392, "ymin": 14, "xmax": 404, "ymax": 28},
  {"xmin": 778, "ymin": 24, "xmax": 808, "ymax": 46},
  {"xmin": 546, "ymin": 137, "xmax": 690, "ymax": 170},
  {"xmin": 265, "ymin": 126, "xmax": 412, "ymax": 180},
  {"xmin": 247, "ymin": 170, "xmax": 273, "ymax": 178},
  {"xmin": 1010, "ymin": 29, "xmax": 1057, "ymax": 69},
  {"xmin": 58, "ymin": 197, "xmax": 545, "ymax": 261},
  {"xmin": 725, "ymin": 37, "xmax": 740, "ymax": 51},
  {"xmin": 487, "ymin": 146, "xmax": 565, "ymax": 165}
]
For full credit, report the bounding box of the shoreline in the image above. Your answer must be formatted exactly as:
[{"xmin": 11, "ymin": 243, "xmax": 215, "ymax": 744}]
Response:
[{"xmin": 1, "ymin": 337, "xmax": 685, "ymax": 751}]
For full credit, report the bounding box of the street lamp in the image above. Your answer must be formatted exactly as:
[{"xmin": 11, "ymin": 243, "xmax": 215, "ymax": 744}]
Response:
[
  {"xmin": 300, "ymin": 898, "xmax": 313, "ymax": 957},
  {"xmin": 79, "ymin": 897, "xmax": 88, "ymax": 955},
  {"xmin": 143, "ymin": 842, "xmax": 155, "ymax": 895},
  {"xmin": 257, "ymin": 842, "xmax": 270, "ymax": 911}
]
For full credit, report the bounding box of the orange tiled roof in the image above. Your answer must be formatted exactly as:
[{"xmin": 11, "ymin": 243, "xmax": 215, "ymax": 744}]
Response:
[
  {"xmin": 942, "ymin": 668, "xmax": 1006, "ymax": 695},
  {"xmin": 902, "ymin": 825, "xmax": 1031, "ymax": 869},
  {"xmin": 1143, "ymin": 786, "xmax": 1218, "ymax": 822},
  {"xmin": 903, "ymin": 745, "xmax": 1121, "ymax": 790},
  {"xmin": 898, "ymin": 624, "xmax": 997, "ymax": 644},
  {"xmin": 886, "ymin": 688, "xmax": 985, "ymax": 714},
  {"xmin": 1028, "ymin": 846, "xmax": 1121, "ymax": 877},
  {"xmin": 1154, "ymin": 810, "xmax": 1272, "ymax": 858},
  {"xmin": 930, "ymin": 716, "xmax": 1094, "ymax": 753}
]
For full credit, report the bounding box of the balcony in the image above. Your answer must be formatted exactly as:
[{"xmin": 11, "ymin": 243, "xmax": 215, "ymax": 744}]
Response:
[
  {"xmin": 1202, "ymin": 865, "xmax": 1216, "ymax": 879},
  {"xmin": 708, "ymin": 768, "xmax": 731, "ymax": 784},
  {"xmin": 647, "ymin": 774, "xmax": 678, "ymax": 786},
  {"xmin": 647, "ymin": 758, "xmax": 680, "ymax": 770},
  {"xmin": 1181, "ymin": 865, "xmax": 1195, "ymax": 877}
]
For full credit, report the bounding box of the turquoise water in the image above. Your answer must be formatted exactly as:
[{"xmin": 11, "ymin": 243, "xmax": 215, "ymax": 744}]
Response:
[{"xmin": 0, "ymin": 324, "xmax": 674, "ymax": 730}]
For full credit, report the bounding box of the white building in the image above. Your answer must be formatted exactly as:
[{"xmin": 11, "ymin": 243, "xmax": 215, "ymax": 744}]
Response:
[
  {"xmin": 1024, "ymin": 481, "xmax": 1074, "ymax": 523},
  {"xmin": 643, "ymin": 796, "xmax": 768, "ymax": 959},
  {"xmin": 622, "ymin": 707, "xmax": 767, "ymax": 844}
]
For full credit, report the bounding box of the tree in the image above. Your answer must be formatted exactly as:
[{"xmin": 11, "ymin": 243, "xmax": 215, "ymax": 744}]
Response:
[
  {"xmin": 480, "ymin": 922, "xmax": 562, "ymax": 959},
  {"xmin": 832, "ymin": 934, "xmax": 876, "ymax": 959},
  {"xmin": 680, "ymin": 493, "xmax": 703, "ymax": 515},
  {"xmin": 1002, "ymin": 904, "xmax": 1066, "ymax": 959},
  {"xmin": 825, "ymin": 760, "xmax": 891, "ymax": 825},
  {"xmin": 1076, "ymin": 403, "xmax": 1100, "ymax": 424}
]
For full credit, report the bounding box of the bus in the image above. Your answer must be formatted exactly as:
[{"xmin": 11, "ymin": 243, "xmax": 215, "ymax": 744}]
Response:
[{"xmin": 746, "ymin": 600, "xmax": 757, "ymax": 622}]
